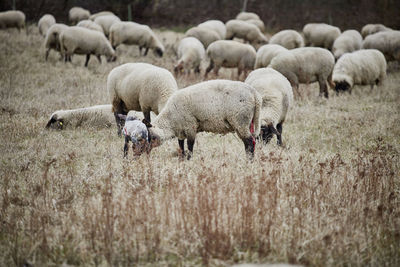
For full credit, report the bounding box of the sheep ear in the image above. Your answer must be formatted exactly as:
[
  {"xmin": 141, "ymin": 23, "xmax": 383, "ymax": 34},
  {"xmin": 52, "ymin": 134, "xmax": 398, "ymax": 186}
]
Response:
[
  {"xmin": 118, "ymin": 114, "xmax": 127, "ymax": 120},
  {"xmin": 142, "ymin": 119, "xmax": 152, "ymax": 128}
]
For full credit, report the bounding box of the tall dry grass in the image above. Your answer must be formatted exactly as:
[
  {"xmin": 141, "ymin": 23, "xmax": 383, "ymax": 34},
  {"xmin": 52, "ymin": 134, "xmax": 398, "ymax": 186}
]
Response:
[{"xmin": 0, "ymin": 26, "xmax": 399, "ymax": 266}]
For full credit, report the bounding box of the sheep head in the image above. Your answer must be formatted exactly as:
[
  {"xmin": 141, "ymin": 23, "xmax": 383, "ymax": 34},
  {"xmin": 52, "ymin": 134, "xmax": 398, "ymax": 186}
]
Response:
[
  {"xmin": 260, "ymin": 123, "xmax": 280, "ymax": 144},
  {"xmin": 334, "ymin": 80, "xmax": 351, "ymax": 93},
  {"xmin": 46, "ymin": 113, "xmax": 64, "ymax": 129},
  {"xmin": 154, "ymin": 47, "xmax": 164, "ymax": 57}
]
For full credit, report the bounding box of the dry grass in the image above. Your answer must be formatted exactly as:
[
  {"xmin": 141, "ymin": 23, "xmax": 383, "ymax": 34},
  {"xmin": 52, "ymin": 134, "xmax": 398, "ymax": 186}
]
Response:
[{"xmin": 0, "ymin": 25, "xmax": 399, "ymax": 267}]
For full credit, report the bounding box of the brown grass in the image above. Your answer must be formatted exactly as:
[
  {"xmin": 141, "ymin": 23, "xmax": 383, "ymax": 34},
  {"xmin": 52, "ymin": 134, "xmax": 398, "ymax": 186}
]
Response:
[{"xmin": 0, "ymin": 26, "xmax": 399, "ymax": 266}]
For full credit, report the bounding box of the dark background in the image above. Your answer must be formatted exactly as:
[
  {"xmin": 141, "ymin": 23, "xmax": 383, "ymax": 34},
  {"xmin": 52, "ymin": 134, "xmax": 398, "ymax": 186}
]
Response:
[{"xmin": 1, "ymin": 0, "xmax": 398, "ymax": 32}]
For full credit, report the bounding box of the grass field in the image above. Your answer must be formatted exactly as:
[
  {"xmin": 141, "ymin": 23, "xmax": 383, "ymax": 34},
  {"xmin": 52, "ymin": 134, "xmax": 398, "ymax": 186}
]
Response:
[{"xmin": 0, "ymin": 25, "xmax": 399, "ymax": 266}]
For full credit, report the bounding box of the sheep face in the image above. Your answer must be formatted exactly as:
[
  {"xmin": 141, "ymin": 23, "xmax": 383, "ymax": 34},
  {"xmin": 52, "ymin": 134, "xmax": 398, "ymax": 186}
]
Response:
[
  {"xmin": 260, "ymin": 124, "xmax": 279, "ymax": 144},
  {"xmin": 334, "ymin": 81, "xmax": 351, "ymax": 93},
  {"xmin": 46, "ymin": 114, "xmax": 64, "ymax": 129},
  {"xmin": 106, "ymin": 54, "xmax": 117, "ymax": 62},
  {"xmin": 154, "ymin": 47, "xmax": 164, "ymax": 57}
]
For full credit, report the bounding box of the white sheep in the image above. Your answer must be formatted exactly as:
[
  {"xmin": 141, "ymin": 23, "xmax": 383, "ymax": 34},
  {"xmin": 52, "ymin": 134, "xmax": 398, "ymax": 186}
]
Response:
[
  {"xmin": 77, "ymin": 19, "xmax": 104, "ymax": 34},
  {"xmin": 0, "ymin": 10, "xmax": 25, "ymax": 32},
  {"xmin": 332, "ymin": 29, "xmax": 362, "ymax": 60},
  {"xmin": 109, "ymin": 21, "xmax": 164, "ymax": 57},
  {"xmin": 44, "ymin": 23, "xmax": 69, "ymax": 61},
  {"xmin": 38, "ymin": 14, "xmax": 56, "ymax": 36},
  {"xmin": 174, "ymin": 37, "xmax": 205, "ymax": 75},
  {"xmin": 225, "ymin": 20, "xmax": 268, "ymax": 45},
  {"xmin": 245, "ymin": 19, "xmax": 265, "ymax": 33},
  {"xmin": 93, "ymin": 14, "xmax": 121, "ymax": 36},
  {"xmin": 254, "ymin": 44, "xmax": 288, "ymax": 69},
  {"xmin": 185, "ymin": 26, "xmax": 221, "ymax": 48},
  {"xmin": 60, "ymin": 26, "xmax": 116, "ymax": 67},
  {"xmin": 361, "ymin": 24, "xmax": 392, "ymax": 38},
  {"xmin": 68, "ymin": 7, "xmax": 90, "ymax": 25},
  {"xmin": 145, "ymin": 79, "xmax": 262, "ymax": 159},
  {"xmin": 269, "ymin": 47, "xmax": 335, "ymax": 98},
  {"xmin": 302, "ymin": 23, "xmax": 341, "ymax": 50},
  {"xmin": 362, "ymin": 31, "xmax": 400, "ymax": 62},
  {"xmin": 332, "ymin": 49, "xmax": 387, "ymax": 93},
  {"xmin": 89, "ymin": 11, "xmax": 115, "ymax": 21},
  {"xmin": 245, "ymin": 68, "xmax": 293, "ymax": 145},
  {"xmin": 107, "ymin": 63, "xmax": 178, "ymax": 136},
  {"xmin": 269, "ymin": 29, "xmax": 304, "ymax": 49},
  {"xmin": 205, "ymin": 40, "xmax": 256, "ymax": 79},
  {"xmin": 198, "ymin": 20, "xmax": 226, "ymax": 39},
  {"xmin": 236, "ymin": 11, "xmax": 260, "ymax": 21}
]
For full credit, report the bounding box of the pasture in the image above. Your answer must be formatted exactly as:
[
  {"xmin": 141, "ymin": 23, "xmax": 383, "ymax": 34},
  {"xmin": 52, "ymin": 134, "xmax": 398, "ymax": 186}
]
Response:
[{"xmin": 0, "ymin": 25, "xmax": 399, "ymax": 266}]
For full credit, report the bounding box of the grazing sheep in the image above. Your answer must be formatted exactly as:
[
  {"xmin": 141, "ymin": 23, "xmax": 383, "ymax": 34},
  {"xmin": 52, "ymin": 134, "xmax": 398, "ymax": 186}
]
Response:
[
  {"xmin": 205, "ymin": 40, "xmax": 256, "ymax": 79},
  {"xmin": 332, "ymin": 49, "xmax": 387, "ymax": 93},
  {"xmin": 94, "ymin": 14, "xmax": 121, "ymax": 36},
  {"xmin": 332, "ymin": 30, "xmax": 362, "ymax": 60},
  {"xmin": 245, "ymin": 68, "xmax": 293, "ymax": 145},
  {"xmin": 269, "ymin": 29, "xmax": 304, "ymax": 49},
  {"xmin": 68, "ymin": 7, "xmax": 90, "ymax": 25},
  {"xmin": 38, "ymin": 14, "xmax": 56, "ymax": 36},
  {"xmin": 0, "ymin": 10, "xmax": 25, "ymax": 32},
  {"xmin": 361, "ymin": 24, "xmax": 392, "ymax": 38},
  {"xmin": 174, "ymin": 37, "xmax": 205, "ymax": 75},
  {"xmin": 60, "ymin": 26, "xmax": 116, "ymax": 67},
  {"xmin": 303, "ymin": 23, "xmax": 341, "ymax": 50},
  {"xmin": 145, "ymin": 80, "xmax": 262, "ymax": 159},
  {"xmin": 89, "ymin": 11, "xmax": 115, "ymax": 21},
  {"xmin": 198, "ymin": 20, "xmax": 226, "ymax": 39},
  {"xmin": 269, "ymin": 47, "xmax": 335, "ymax": 98},
  {"xmin": 77, "ymin": 19, "xmax": 104, "ymax": 34},
  {"xmin": 225, "ymin": 20, "xmax": 268, "ymax": 45},
  {"xmin": 185, "ymin": 26, "xmax": 221, "ymax": 48},
  {"xmin": 362, "ymin": 31, "xmax": 400, "ymax": 62},
  {"xmin": 107, "ymin": 63, "xmax": 178, "ymax": 135},
  {"xmin": 44, "ymin": 23, "xmax": 69, "ymax": 61},
  {"xmin": 236, "ymin": 11, "xmax": 260, "ymax": 21},
  {"xmin": 109, "ymin": 21, "xmax": 164, "ymax": 57},
  {"xmin": 245, "ymin": 19, "xmax": 265, "ymax": 33},
  {"xmin": 254, "ymin": 44, "xmax": 288, "ymax": 69}
]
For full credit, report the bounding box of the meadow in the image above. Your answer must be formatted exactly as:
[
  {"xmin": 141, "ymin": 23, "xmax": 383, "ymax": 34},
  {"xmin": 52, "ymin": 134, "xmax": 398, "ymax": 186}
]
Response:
[{"xmin": 0, "ymin": 25, "xmax": 399, "ymax": 266}]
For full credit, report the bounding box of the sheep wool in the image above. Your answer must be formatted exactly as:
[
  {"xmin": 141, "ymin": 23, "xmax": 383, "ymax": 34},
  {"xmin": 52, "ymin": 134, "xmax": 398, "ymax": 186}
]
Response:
[
  {"xmin": 332, "ymin": 29, "xmax": 362, "ymax": 60},
  {"xmin": 198, "ymin": 20, "xmax": 226, "ymax": 39},
  {"xmin": 77, "ymin": 19, "xmax": 104, "ymax": 34},
  {"xmin": 94, "ymin": 14, "xmax": 121, "ymax": 36},
  {"xmin": 38, "ymin": 14, "xmax": 56, "ymax": 36},
  {"xmin": 68, "ymin": 7, "xmax": 90, "ymax": 25},
  {"xmin": 225, "ymin": 20, "xmax": 268, "ymax": 45},
  {"xmin": 236, "ymin": 12, "xmax": 261, "ymax": 21},
  {"xmin": 361, "ymin": 24, "xmax": 392, "ymax": 38},
  {"xmin": 269, "ymin": 29, "xmax": 304, "ymax": 49},
  {"xmin": 303, "ymin": 23, "xmax": 341, "ymax": 50},
  {"xmin": 174, "ymin": 37, "xmax": 205, "ymax": 75},
  {"xmin": 245, "ymin": 19, "xmax": 265, "ymax": 33},
  {"xmin": 254, "ymin": 44, "xmax": 288, "ymax": 69},
  {"xmin": 89, "ymin": 11, "xmax": 115, "ymax": 21},
  {"xmin": 185, "ymin": 26, "xmax": 221, "ymax": 48},
  {"xmin": 44, "ymin": 23, "xmax": 69, "ymax": 61},
  {"xmin": 0, "ymin": 10, "xmax": 25, "ymax": 31},
  {"xmin": 362, "ymin": 31, "xmax": 400, "ymax": 62}
]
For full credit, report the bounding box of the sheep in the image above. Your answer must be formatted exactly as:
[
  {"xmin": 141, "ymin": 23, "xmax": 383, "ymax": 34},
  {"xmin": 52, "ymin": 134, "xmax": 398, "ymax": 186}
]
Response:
[
  {"xmin": 68, "ymin": 7, "xmax": 90, "ymax": 25},
  {"xmin": 44, "ymin": 23, "xmax": 69, "ymax": 61},
  {"xmin": 245, "ymin": 68, "xmax": 293, "ymax": 145},
  {"xmin": 143, "ymin": 79, "xmax": 262, "ymax": 159},
  {"xmin": 332, "ymin": 30, "xmax": 362, "ymax": 60},
  {"xmin": 185, "ymin": 26, "xmax": 221, "ymax": 48},
  {"xmin": 254, "ymin": 44, "xmax": 288, "ymax": 69},
  {"xmin": 109, "ymin": 21, "xmax": 164, "ymax": 57},
  {"xmin": 59, "ymin": 26, "xmax": 116, "ymax": 67},
  {"xmin": 119, "ymin": 115, "xmax": 150, "ymax": 158},
  {"xmin": 107, "ymin": 63, "xmax": 178, "ymax": 136},
  {"xmin": 362, "ymin": 31, "xmax": 400, "ymax": 62},
  {"xmin": 198, "ymin": 20, "xmax": 226, "ymax": 39},
  {"xmin": 302, "ymin": 23, "xmax": 341, "ymax": 50},
  {"xmin": 77, "ymin": 19, "xmax": 104, "ymax": 34},
  {"xmin": 269, "ymin": 47, "xmax": 335, "ymax": 98},
  {"xmin": 38, "ymin": 14, "xmax": 56, "ymax": 36},
  {"xmin": 269, "ymin": 30, "xmax": 304, "ymax": 49},
  {"xmin": 94, "ymin": 14, "xmax": 121, "ymax": 36},
  {"xmin": 174, "ymin": 37, "xmax": 205, "ymax": 76},
  {"xmin": 361, "ymin": 24, "xmax": 392, "ymax": 38},
  {"xmin": 236, "ymin": 12, "xmax": 260, "ymax": 21},
  {"xmin": 225, "ymin": 20, "xmax": 268, "ymax": 46},
  {"xmin": 332, "ymin": 49, "xmax": 387, "ymax": 94},
  {"xmin": 89, "ymin": 11, "xmax": 115, "ymax": 21},
  {"xmin": 205, "ymin": 40, "xmax": 256, "ymax": 79},
  {"xmin": 0, "ymin": 10, "xmax": 25, "ymax": 32},
  {"xmin": 245, "ymin": 19, "xmax": 265, "ymax": 33}
]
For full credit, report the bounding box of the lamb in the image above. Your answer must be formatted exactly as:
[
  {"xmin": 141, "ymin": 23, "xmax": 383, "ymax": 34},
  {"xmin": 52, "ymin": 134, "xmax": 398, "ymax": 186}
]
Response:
[
  {"xmin": 302, "ymin": 23, "xmax": 341, "ymax": 50},
  {"xmin": 269, "ymin": 47, "xmax": 335, "ymax": 98},
  {"xmin": 362, "ymin": 31, "xmax": 400, "ymax": 62},
  {"xmin": 198, "ymin": 20, "xmax": 226, "ymax": 39},
  {"xmin": 254, "ymin": 44, "xmax": 288, "ymax": 69},
  {"xmin": 236, "ymin": 12, "xmax": 260, "ymax": 21},
  {"xmin": 0, "ymin": 10, "xmax": 25, "ymax": 32},
  {"xmin": 77, "ymin": 19, "xmax": 104, "ymax": 34},
  {"xmin": 332, "ymin": 49, "xmax": 387, "ymax": 94},
  {"xmin": 107, "ymin": 63, "xmax": 178, "ymax": 136},
  {"xmin": 332, "ymin": 30, "xmax": 362, "ymax": 60},
  {"xmin": 94, "ymin": 14, "xmax": 121, "ymax": 36},
  {"xmin": 269, "ymin": 30, "xmax": 304, "ymax": 49},
  {"xmin": 89, "ymin": 11, "xmax": 115, "ymax": 21},
  {"xmin": 109, "ymin": 21, "xmax": 164, "ymax": 57},
  {"xmin": 38, "ymin": 14, "xmax": 56, "ymax": 36},
  {"xmin": 60, "ymin": 26, "xmax": 116, "ymax": 67},
  {"xmin": 361, "ymin": 24, "xmax": 392, "ymax": 38},
  {"xmin": 185, "ymin": 26, "xmax": 221, "ymax": 48},
  {"xmin": 44, "ymin": 23, "xmax": 69, "ymax": 61},
  {"xmin": 119, "ymin": 115, "xmax": 150, "ymax": 158},
  {"xmin": 225, "ymin": 20, "xmax": 268, "ymax": 45},
  {"xmin": 205, "ymin": 40, "xmax": 256, "ymax": 79},
  {"xmin": 68, "ymin": 7, "xmax": 90, "ymax": 25},
  {"xmin": 143, "ymin": 80, "xmax": 262, "ymax": 159},
  {"xmin": 245, "ymin": 68, "xmax": 293, "ymax": 145},
  {"xmin": 174, "ymin": 37, "xmax": 205, "ymax": 76}
]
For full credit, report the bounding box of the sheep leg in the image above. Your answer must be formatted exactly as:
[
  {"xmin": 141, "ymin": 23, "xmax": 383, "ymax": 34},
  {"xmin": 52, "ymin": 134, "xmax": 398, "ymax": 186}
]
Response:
[
  {"xmin": 318, "ymin": 77, "xmax": 329, "ymax": 98},
  {"xmin": 114, "ymin": 110, "xmax": 127, "ymax": 136},
  {"xmin": 194, "ymin": 65, "xmax": 201, "ymax": 74},
  {"xmin": 143, "ymin": 111, "xmax": 151, "ymax": 123},
  {"xmin": 242, "ymin": 137, "xmax": 255, "ymax": 159},
  {"xmin": 139, "ymin": 46, "xmax": 143, "ymax": 55},
  {"xmin": 144, "ymin": 48, "xmax": 149, "ymax": 56},
  {"xmin": 276, "ymin": 122, "xmax": 283, "ymax": 146},
  {"xmin": 84, "ymin": 54, "xmax": 91, "ymax": 67},
  {"xmin": 205, "ymin": 60, "xmax": 214, "ymax": 78},
  {"xmin": 187, "ymin": 138, "xmax": 195, "ymax": 160},
  {"xmin": 123, "ymin": 136, "xmax": 130, "ymax": 158},
  {"xmin": 96, "ymin": 55, "xmax": 102, "ymax": 64},
  {"xmin": 45, "ymin": 49, "xmax": 50, "ymax": 61},
  {"xmin": 178, "ymin": 139, "xmax": 185, "ymax": 158}
]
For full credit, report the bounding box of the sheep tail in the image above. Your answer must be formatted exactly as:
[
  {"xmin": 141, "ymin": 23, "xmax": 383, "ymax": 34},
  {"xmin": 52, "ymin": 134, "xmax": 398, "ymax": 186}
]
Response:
[{"xmin": 252, "ymin": 92, "xmax": 262, "ymax": 138}]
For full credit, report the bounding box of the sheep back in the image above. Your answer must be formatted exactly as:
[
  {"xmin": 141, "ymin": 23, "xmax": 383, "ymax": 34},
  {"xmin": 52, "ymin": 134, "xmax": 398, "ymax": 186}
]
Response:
[
  {"xmin": 77, "ymin": 19, "xmax": 104, "ymax": 34},
  {"xmin": 185, "ymin": 26, "xmax": 221, "ymax": 48},
  {"xmin": 198, "ymin": 20, "xmax": 226, "ymax": 39},
  {"xmin": 236, "ymin": 12, "xmax": 260, "ymax": 21},
  {"xmin": 303, "ymin": 23, "xmax": 341, "ymax": 50},
  {"xmin": 362, "ymin": 31, "xmax": 400, "ymax": 62},
  {"xmin": 255, "ymin": 44, "xmax": 288, "ymax": 69},
  {"xmin": 269, "ymin": 30, "xmax": 304, "ymax": 49},
  {"xmin": 361, "ymin": 24, "xmax": 391, "ymax": 38},
  {"xmin": 225, "ymin": 20, "xmax": 268, "ymax": 44},
  {"xmin": 332, "ymin": 29, "xmax": 362, "ymax": 60}
]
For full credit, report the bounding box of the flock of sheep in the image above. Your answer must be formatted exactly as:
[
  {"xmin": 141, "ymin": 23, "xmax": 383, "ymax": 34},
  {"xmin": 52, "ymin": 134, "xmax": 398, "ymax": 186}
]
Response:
[{"xmin": 1, "ymin": 7, "xmax": 399, "ymax": 159}]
